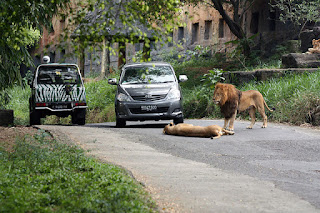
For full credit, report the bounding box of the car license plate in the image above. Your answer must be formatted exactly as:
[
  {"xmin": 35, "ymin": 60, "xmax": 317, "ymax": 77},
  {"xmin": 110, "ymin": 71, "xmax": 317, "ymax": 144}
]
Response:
[
  {"xmin": 141, "ymin": 105, "xmax": 157, "ymax": 111},
  {"xmin": 52, "ymin": 104, "xmax": 68, "ymax": 109}
]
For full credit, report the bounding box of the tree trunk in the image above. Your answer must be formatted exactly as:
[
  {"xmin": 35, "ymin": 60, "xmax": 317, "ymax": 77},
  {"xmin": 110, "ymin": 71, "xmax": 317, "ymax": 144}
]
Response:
[
  {"xmin": 211, "ymin": 0, "xmax": 251, "ymax": 57},
  {"xmin": 142, "ymin": 41, "xmax": 151, "ymax": 62},
  {"xmin": 118, "ymin": 42, "xmax": 126, "ymax": 68},
  {"xmin": 101, "ymin": 37, "xmax": 106, "ymax": 78},
  {"xmin": 79, "ymin": 44, "xmax": 85, "ymax": 78}
]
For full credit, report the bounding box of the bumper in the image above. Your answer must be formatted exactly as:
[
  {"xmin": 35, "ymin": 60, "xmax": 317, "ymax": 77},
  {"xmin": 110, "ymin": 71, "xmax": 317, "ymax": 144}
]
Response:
[
  {"xmin": 35, "ymin": 106, "xmax": 87, "ymax": 112},
  {"xmin": 116, "ymin": 99, "xmax": 183, "ymax": 121}
]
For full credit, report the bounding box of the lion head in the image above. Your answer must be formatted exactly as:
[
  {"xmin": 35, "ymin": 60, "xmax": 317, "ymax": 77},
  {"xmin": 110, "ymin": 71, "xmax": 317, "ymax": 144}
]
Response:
[
  {"xmin": 213, "ymin": 83, "xmax": 239, "ymax": 106},
  {"xmin": 213, "ymin": 83, "xmax": 241, "ymax": 119},
  {"xmin": 163, "ymin": 122, "xmax": 174, "ymax": 134}
]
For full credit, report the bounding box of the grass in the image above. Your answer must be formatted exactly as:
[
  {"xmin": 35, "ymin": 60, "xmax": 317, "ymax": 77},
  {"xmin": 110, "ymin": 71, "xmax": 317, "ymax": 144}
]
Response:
[
  {"xmin": 2, "ymin": 85, "xmax": 30, "ymax": 126},
  {"xmin": 180, "ymin": 69, "xmax": 320, "ymax": 126},
  {"xmin": 2, "ymin": 56, "xmax": 319, "ymax": 126},
  {"xmin": 239, "ymin": 72, "xmax": 320, "ymax": 125},
  {"xmin": 0, "ymin": 130, "xmax": 156, "ymax": 212}
]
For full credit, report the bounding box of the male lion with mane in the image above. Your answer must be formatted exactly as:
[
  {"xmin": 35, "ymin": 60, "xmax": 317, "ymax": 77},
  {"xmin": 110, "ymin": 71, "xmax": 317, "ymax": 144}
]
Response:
[
  {"xmin": 163, "ymin": 122, "xmax": 234, "ymax": 139},
  {"xmin": 213, "ymin": 83, "xmax": 274, "ymax": 131}
]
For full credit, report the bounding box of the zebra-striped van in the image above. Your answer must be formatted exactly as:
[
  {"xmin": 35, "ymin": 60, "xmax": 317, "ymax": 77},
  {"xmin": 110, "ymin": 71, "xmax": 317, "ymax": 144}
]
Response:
[{"xmin": 29, "ymin": 62, "xmax": 87, "ymax": 125}]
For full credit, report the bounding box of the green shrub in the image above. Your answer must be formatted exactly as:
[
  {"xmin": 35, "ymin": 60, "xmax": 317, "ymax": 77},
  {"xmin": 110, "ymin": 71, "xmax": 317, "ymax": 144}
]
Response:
[
  {"xmin": 0, "ymin": 131, "xmax": 156, "ymax": 212},
  {"xmin": 3, "ymin": 85, "xmax": 30, "ymax": 125},
  {"xmin": 84, "ymin": 74, "xmax": 119, "ymax": 123},
  {"xmin": 182, "ymin": 86, "xmax": 219, "ymax": 118}
]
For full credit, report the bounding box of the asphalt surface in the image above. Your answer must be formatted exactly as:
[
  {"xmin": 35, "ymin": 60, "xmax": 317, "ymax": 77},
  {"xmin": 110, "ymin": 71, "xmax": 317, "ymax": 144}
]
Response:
[{"xmin": 39, "ymin": 120, "xmax": 320, "ymax": 212}]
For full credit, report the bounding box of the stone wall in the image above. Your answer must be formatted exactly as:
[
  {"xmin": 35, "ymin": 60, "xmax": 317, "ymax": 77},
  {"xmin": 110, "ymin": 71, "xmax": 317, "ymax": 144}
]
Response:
[{"xmin": 223, "ymin": 68, "xmax": 319, "ymax": 86}]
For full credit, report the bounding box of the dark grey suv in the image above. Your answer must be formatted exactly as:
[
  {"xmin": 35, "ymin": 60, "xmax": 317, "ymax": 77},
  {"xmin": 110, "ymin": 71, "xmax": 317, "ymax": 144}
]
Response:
[{"xmin": 108, "ymin": 62, "xmax": 187, "ymax": 127}]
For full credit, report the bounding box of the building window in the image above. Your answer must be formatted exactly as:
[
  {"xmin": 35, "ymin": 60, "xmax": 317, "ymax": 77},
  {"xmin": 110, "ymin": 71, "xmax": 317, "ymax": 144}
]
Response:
[
  {"xmin": 250, "ymin": 12, "xmax": 259, "ymax": 34},
  {"xmin": 192, "ymin": 23, "xmax": 199, "ymax": 44},
  {"xmin": 204, "ymin": 20, "xmax": 212, "ymax": 40},
  {"xmin": 269, "ymin": 11, "xmax": 276, "ymax": 31},
  {"xmin": 219, "ymin": 19, "xmax": 224, "ymax": 38},
  {"xmin": 178, "ymin": 27, "xmax": 184, "ymax": 44}
]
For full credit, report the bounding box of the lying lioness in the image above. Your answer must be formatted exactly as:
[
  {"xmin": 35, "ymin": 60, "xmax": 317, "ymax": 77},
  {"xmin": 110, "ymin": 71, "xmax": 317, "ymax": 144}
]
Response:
[{"xmin": 163, "ymin": 122, "xmax": 234, "ymax": 139}]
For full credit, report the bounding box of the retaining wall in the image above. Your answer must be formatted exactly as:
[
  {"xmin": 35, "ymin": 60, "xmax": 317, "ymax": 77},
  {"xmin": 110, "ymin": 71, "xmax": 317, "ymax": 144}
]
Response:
[{"xmin": 223, "ymin": 68, "xmax": 320, "ymax": 86}]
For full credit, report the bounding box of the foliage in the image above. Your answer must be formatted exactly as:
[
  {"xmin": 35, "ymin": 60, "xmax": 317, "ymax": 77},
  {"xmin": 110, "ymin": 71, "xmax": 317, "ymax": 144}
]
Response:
[
  {"xmin": 225, "ymin": 34, "xmax": 259, "ymax": 69},
  {"xmin": 84, "ymin": 77, "xmax": 118, "ymax": 123},
  {"xmin": 272, "ymin": 0, "xmax": 320, "ymax": 35},
  {"xmin": 1, "ymin": 85, "xmax": 31, "ymax": 125},
  {"xmin": 239, "ymin": 71, "xmax": 320, "ymax": 125},
  {"xmin": 186, "ymin": 45, "xmax": 211, "ymax": 60},
  {"xmin": 61, "ymin": 0, "xmax": 185, "ymax": 64},
  {"xmin": 182, "ymin": 86, "xmax": 218, "ymax": 118},
  {"xmin": 181, "ymin": 69, "xmax": 320, "ymax": 126},
  {"xmin": 0, "ymin": 130, "xmax": 156, "ymax": 212},
  {"xmin": 201, "ymin": 69, "xmax": 225, "ymax": 89},
  {"xmin": 0, "ymin": 0, "xmax": 70, "ymax": 92}
]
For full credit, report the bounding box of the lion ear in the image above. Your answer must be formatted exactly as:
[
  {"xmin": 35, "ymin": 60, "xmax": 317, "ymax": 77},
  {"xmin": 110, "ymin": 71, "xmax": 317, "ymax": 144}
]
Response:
[{"xmin": 169, "ymin": 122, "xmax": 174, "ymax": 126}]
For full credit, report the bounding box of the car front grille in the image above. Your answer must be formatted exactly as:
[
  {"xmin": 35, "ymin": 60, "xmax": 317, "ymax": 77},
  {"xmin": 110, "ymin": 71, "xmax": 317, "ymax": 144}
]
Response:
[
  {"xmin": 131, "ymin": 94, "xmax": 166, "ymax": 102},
  {"xmin": 129, "ymin": 107, "xmax": 169, "ymax": 114}
]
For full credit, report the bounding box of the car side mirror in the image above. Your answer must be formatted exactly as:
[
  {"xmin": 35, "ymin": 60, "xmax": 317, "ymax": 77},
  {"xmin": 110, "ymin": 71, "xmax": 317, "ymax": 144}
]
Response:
[
  {"xmin": 108, "ymin": 78, "xmax": 117, "ymax": 85},
  {"xmin": 178, "ymin": 75, "xmax": 188, "ymax": 83}
]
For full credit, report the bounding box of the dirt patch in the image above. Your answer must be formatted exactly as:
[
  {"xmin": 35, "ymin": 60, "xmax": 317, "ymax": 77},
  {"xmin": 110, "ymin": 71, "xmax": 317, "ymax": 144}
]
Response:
[{"xmin": 0, "ymin": 126, "xmax": 39, "ymax": 152}]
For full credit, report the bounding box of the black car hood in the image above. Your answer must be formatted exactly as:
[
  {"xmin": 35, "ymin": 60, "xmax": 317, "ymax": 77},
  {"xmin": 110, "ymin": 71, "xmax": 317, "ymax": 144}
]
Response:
[{"xmin": 121, "ymin": 82, "xmax": 176, "ymax": 96}]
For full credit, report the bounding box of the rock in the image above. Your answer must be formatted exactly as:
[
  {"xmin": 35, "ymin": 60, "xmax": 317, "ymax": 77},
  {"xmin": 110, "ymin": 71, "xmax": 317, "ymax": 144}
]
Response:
[
  {"xmin": 0, "ymin": 109, "xmax": 14, "ymax": 126},
  {"xmin": 300, "ymin": 30, "xmax": 316, "ymax": 52},
  {"xmin": 281, "ymin": 53, "xmax": 320, "ymax": 68}
]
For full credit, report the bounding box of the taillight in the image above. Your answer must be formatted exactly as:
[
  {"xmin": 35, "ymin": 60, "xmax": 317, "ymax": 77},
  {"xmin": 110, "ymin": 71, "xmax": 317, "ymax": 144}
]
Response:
[
  {"xmin": 35, "ymin": 103, "xmax": 47, "ymax": 107},
  {"xmin": 75, "ymin": 102, "xmax": 86, "ymax": 106}
]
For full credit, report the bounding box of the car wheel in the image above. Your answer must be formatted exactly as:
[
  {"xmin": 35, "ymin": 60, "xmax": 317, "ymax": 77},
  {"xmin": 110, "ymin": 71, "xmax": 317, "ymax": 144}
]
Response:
[
  {"xmin": 30, "ymin": 111, "xmax": 41, "ymax": 125},
  {"xmin": 72, "ymin": 109, "xmax": 86, "ymax": 125},
  {"xmin": 116, "ymin": 117, "xmax": 126, "ymax": 128},
  {"xmin": 174, "ymin": 117, "xmax": 184, "ymax": 124}
]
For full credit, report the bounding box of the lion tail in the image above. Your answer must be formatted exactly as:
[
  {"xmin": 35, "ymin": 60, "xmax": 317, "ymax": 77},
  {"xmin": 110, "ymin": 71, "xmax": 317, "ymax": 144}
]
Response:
[{"xmin": 264, "ymin": 99, "xmax": 275, "ymax": 112}]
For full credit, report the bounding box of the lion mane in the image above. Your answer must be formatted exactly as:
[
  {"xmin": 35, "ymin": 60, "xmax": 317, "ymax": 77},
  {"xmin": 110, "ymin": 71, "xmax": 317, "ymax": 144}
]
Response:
[
  {"xmin": 213, "ymin": 83, "xmax": 242, "ymax": 119},
  {"xmin": 213, "ymin": 82, "xmax": 273, "ymax": 131}
]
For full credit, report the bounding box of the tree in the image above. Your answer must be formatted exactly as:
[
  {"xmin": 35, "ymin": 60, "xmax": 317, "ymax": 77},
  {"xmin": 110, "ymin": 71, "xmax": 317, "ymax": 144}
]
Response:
[
  {"xmin": 185, "ymin": 0, "xmax": 256, "ymax": 57},
  {"xmin": 61, "ymin": 0, "xmax": 184, "ymax": 76},
  {"xmin": 0, "ymin": 0, "xmax": 70, "ymax": 93},
  {"xmin": 271, "ymin": 0, "xmax": 320, "ymax": 36}
]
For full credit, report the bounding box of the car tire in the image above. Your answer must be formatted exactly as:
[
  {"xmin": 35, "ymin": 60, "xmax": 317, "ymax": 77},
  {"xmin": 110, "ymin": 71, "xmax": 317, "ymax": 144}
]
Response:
[
  {"xmin": 116, "ymin": 117, "xmax": 126, "ymax": 128},
  {"xmin": 30, "ymin": 110, "xmax": 41, "ymax": 125},
  {"xmin": 174, "ymin": 117, "xmax": 184, "ymax": 125},
  {"xmin": 72, "ymin": 109, "xmax": 86, "ymax": 125}
]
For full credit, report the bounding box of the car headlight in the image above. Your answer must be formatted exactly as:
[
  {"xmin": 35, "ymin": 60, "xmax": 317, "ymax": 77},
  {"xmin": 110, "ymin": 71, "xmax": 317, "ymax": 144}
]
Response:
[
  {"xmin": 166, "ymin": 89, "xmax": 180, "ymax": 100},
  {"xmin": 117, "ymin": 93, "xmax": 131, "ymax": 102}
]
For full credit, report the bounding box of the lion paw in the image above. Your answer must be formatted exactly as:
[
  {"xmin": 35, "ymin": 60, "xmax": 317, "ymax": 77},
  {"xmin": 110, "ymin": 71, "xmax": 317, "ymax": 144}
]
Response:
[{"xmin": 246, "ymin": 126, "xmax": 253, "ymax": 129}]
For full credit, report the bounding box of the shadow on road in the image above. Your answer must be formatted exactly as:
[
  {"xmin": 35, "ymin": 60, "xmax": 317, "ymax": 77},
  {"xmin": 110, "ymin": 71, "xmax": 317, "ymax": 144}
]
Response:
[{"xmin": 86, "ymin": 122, "xmax": 168, "ymax": 129}]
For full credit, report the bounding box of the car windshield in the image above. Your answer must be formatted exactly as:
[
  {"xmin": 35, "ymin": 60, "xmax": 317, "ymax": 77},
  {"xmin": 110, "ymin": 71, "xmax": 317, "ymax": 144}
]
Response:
[
  {"xmin": 121, "ymin": 65, "xmax": 175, "ymax": 84},
  {"xmin": 37, "ymin": 66, "xmax": 81, "ymax": 84}
]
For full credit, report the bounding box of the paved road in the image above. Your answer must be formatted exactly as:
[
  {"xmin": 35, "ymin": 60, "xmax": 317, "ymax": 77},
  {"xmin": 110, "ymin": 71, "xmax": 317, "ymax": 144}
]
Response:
[{"xmin": 40, "ymin": 120, "xmax": 320, "ymax": 212}]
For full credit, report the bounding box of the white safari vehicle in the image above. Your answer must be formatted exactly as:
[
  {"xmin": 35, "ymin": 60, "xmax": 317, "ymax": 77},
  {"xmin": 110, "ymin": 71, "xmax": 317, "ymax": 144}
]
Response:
[{"xmin": 29, "ymin": 56, "xmax": 87, "ymax": 125}]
